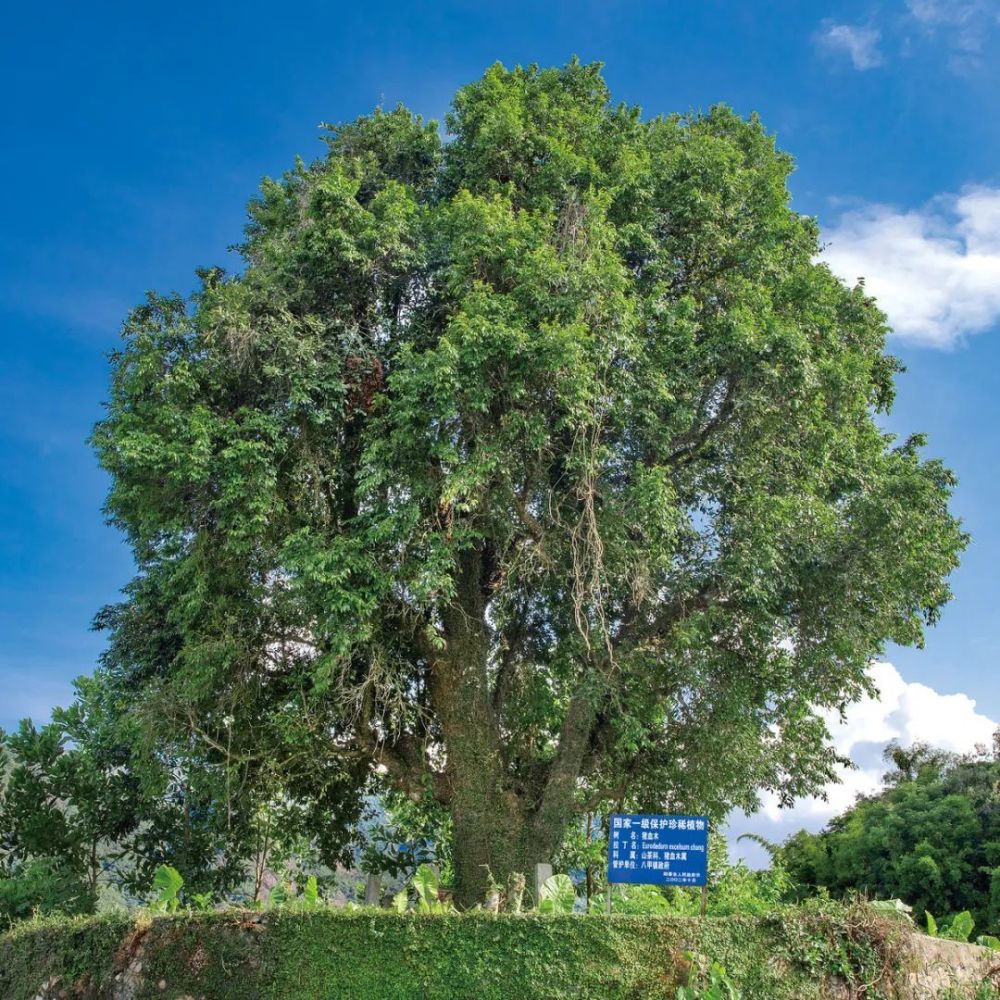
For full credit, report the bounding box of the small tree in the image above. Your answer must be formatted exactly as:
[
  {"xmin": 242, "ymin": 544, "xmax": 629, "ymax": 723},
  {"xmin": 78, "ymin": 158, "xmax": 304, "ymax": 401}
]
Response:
[
  {"xmin": 0, "ymin": 679, "xmax": 144, "ymax": 917},
  {"xmin": 92, "ymin": 60, "xmax": 965, "ymax": 905}
]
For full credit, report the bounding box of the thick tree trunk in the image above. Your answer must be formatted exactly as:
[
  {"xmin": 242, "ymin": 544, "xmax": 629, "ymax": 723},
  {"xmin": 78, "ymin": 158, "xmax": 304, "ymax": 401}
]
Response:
[
  {"xmin": 430, "ymin": 550, "xmax": 596, "ymax": 906},
  {"xmin": 433, "ymin": 672, "xmax": 586, "ymax": 905},
  {"xmin": 431, "ymin": 553, "xmax": 525, "ymax": 906},
  {"xmin": 432, "ymin": 601, "xmax": 509, "ymax": 901}
]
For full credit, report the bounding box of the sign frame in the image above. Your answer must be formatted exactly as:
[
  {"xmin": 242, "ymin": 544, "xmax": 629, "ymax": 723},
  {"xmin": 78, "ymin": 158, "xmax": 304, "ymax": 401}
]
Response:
[{"xmin": 607, "ymin": 813, "xmax": 709, "ymax": 887}]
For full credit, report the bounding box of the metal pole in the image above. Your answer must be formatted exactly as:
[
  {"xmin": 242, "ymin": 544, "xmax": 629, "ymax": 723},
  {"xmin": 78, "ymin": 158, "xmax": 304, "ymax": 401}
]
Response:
[
  {"xmin": 605, "ymin": 883, "xmax": 612, "ymax": 915},
  {"xmin": 700, "ymin": 883, "xmax": 708, "ymax": 917}
]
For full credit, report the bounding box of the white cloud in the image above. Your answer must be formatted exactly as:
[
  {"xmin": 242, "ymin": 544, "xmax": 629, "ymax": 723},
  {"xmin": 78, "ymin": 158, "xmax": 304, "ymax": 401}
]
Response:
[
  {"xmin": 908, "ymin": 0, "xmax": 987, "ymax": 27},
  {"xmin": 906, "ymin": 0, "xmax": 1000, "ymax": 61},
  {"xmin": 731, "ymin": 661, "xmax": 997, "ymax": 864},
  {"xmin": 822, "ymin": 185, "xmax": 1000, "ymax": 348},
  {"xmin": 816, "ymin": 22, "xmax": 885, "ymax": 69}
]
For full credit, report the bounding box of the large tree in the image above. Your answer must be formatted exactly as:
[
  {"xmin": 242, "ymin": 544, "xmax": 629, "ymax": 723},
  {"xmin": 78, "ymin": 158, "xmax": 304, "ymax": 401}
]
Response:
[{"xmin": 92, "ymin": 60, "xmax": 965, "ymax": 905}]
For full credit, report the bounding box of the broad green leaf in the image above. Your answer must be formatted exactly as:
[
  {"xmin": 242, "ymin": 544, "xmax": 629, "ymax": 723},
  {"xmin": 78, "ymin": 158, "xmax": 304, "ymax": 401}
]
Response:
[
  {"xmin": 412, "ymin": 864, "xmax": 439, "ymax": 911},
  {"xmin": 150, "ymin": 864, "xmax": 183, "ymax": 913},
  {"xmin": 943, "ymin": 910, "xmax": 974, "ymax": 942},
  {"xmin": 303, "ymin": 875, "xmax": 319, "ymax": 906},
  {"xmin": 538, "ymin": 873, "xmax": 576, "ymax": 914}
]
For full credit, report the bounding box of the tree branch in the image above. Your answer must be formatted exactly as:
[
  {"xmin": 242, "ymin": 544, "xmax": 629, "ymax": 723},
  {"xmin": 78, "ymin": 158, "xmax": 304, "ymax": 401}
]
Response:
[
  {"xmin": 613, "ymin": 577, "xmax": 724, "ymax": 652},
  {"xmin": 662, "ymin": 379, "xmax": 737, "ymax": 467},
  {"xmin": 529, "ymin": 576, "xmax": 725, "ymax": 849},
  {"xmin": 355, "ymin": 684, "xmax": 450, "ymax": 804}
]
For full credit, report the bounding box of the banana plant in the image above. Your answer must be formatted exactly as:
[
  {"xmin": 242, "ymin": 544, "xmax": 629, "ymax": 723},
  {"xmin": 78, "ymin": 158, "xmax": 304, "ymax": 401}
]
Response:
[{"xmin": 925, "ymin": 909, "xmax": 976, "ymax": 942}]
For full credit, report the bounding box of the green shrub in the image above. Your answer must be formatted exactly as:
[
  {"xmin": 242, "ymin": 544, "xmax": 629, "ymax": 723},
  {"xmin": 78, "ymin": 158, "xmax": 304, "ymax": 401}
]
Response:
[
  {"xmin": 0, "ymin": 857, "xmax": 95, "ymax": 928},
  {"xmin": 0, "ymin": 902, "xmax": 929, "ymax": 1000}
]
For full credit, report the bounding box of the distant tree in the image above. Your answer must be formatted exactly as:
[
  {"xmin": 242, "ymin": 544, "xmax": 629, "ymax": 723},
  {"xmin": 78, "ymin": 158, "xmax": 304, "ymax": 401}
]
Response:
[
  {"xmin": 780, "ymin": 740, "xmax": 1000, "ymax": 932},
  {"xmin": 91, "ymin": 60, "xmax": 965, "ymax": 905},
  {"xmin": 92, "ymin": 580, "xmax": 370, "ymax": 896}
]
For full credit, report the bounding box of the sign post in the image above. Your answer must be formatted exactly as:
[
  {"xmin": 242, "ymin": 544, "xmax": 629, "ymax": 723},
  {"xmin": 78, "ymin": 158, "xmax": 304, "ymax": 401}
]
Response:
[{"xmin": 607, "ymin": 814, "xmax": 709, "ymax": 890}]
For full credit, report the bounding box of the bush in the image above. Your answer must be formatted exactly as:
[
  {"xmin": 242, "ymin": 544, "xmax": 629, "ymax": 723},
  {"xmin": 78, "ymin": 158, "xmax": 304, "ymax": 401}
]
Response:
[
  {"xmin": 0, "ymin": 857, "xmax": 95, "ymax": 928},
  {"xmin": 0, "ymin": 901, "xmax": 945, "ymax": 1000}
]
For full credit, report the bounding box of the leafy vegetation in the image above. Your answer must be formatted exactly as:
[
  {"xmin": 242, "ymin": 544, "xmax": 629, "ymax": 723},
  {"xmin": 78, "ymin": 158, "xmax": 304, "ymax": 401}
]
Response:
[
  {"xmin": 3, "ymin": 900, "xmax": 967, "ymax": 1000},
  {"xmin": 149, "ymin": 864, "xmax": 184, "ymax": 913},
  {"xmin": 780, "ymin": 741, "xmax": 1000, "ymax": 934},
  {"xmin": 409, "ymin": 863, "xmax": 456, "ymax": 913},
  {"xmin": 358, "ymin": 790, "xmax": 453, "ymax": 884},
  {"xmin": 538, "ymin": 873, "xmax": 576, "ymax": 914},
  {"xmin": 676, "ymin": 958, "xmax": 740, "ymax": 1000},
  {"xmin": 0, "ymin": 857, "xmax": 94, "ymax": 929},
  {"xmin": 0, "ymin": 676, "xmax": 364, "ymax": 916}
]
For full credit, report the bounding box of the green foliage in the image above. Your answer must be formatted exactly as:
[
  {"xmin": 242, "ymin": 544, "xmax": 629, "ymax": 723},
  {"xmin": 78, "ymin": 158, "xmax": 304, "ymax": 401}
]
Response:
[
  {"xmin": 0, "ymin": 857, "xmax": 95, "ymax": 928},
  {"xmin": 555, "ymin": 812, "xmax": 607, "ymax": 905},
  {"xmin": 303, "ymin": 875, "xmax": 319, "ymax": 907},
  {"xmin": 636, "ymin": 832, "xmax": 792, "ymax": 919},
  {"xmin": 149, "ymin": 864, "xmax": 184, "ymax": 913},
  {"xmin": 609, "ymin": 884, "xmax": 673, "ymax": 915},
  {"xmin": 257, "ymin": 874, "xmax": 330, "ymax": 912},
  {"xmin": 709, "ymin": 861, "xmax": 791, "ymax": 917},
  {"xmin": 0, "ymin": 671, "xmax": 286, "ymax": 914},
  {"xmin": 0, "ymin": 699, "xmax": 141, "ymax": 904},
  {"xmin": 944, "ymin": 911, "xmax": 976, "ymax": 943},
  {"xmin": 410, "ymin": 863, "xmax": 455, "ymax": 913},
  {"xmin": 922, "ymin": 908, "xmax": 980, "ymax": 942},
  {"xmin": 359, "ymin": 791, "xmax": 453, "ymax": 883},
  {"xmin": 0, "ymin": 902, "xmax": 936, "ymax": 1000},
  {"xmin": 676, "ymin": 957, "xmax": 741, "ymax": 999},
  {"xmin": 82, "ymin": 57, "xmax": 966, "ymax": 904},
  {"xmin": 781, "ymin": 744, "xmax": 1000, "ymax": 933},
  {"xmin": 188, "ymin": 891, "xmax": 215, "ymax": 912},
  {"xmin": 267, "ymin": 883, "xmax": 290, "ymax": 908},
  {"xmin": 538, "ymin": 873, "xmax": 576, "ymax": 914},
  {"xmin": 989, "ymin": 867, "xmax": 1000, "ymax": 930},
  {"xmin": 975, "ymin": 934, "xmax": 1000, "ymax": 951}
]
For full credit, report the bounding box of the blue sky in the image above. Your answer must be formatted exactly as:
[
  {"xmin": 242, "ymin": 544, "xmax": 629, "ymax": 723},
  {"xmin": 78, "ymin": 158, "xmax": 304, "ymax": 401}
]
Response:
[{"xmin": 2, "ymin": 1, "xmax": 999, "ymax": 843}]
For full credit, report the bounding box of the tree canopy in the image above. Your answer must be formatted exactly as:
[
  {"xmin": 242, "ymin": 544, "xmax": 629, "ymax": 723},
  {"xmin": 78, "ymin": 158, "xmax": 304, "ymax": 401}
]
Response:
[
  {"xmin": 89, "ymin": 59, "xmax": 965, "ymax": 904},
  {"xmin": 780, "ymin": 740, "xmax": 1000, "ymax": 934}
]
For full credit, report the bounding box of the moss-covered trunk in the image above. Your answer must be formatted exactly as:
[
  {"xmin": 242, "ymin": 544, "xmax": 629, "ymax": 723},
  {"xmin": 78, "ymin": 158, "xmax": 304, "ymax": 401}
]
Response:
[
  {"xmin": 430, "ymin": 551, "xmax": 589, "ymax": 906},
  {"xmin": 429, "ymin": 554, "xmax": 527, "ymax": 906},
  {"xmin": 433, "ymin": 566, "xmax": 511, "ymax": 905}
]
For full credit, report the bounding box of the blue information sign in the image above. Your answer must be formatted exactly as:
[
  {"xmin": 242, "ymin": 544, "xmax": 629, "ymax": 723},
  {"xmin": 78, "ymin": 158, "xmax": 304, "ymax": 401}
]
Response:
[{"xmin": 607, "ymin": 814, "xmax": 709, "ymax": 886}]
